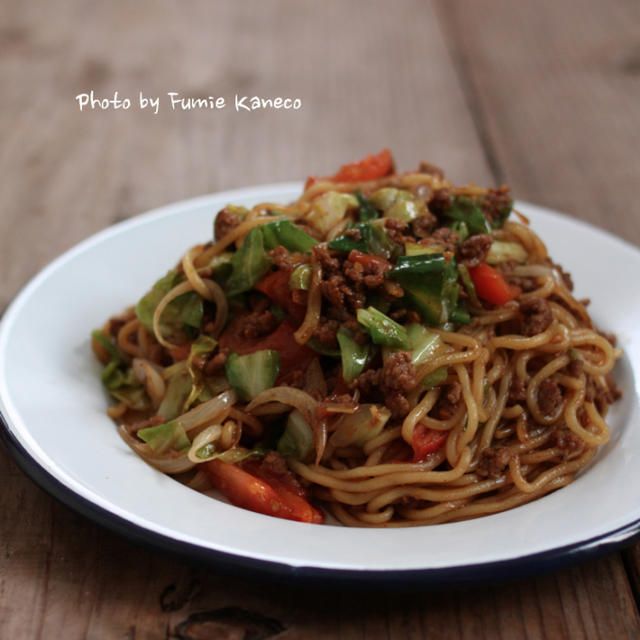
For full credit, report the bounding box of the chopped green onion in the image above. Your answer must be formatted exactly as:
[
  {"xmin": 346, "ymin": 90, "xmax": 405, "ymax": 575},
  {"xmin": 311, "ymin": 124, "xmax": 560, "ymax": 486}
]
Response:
[{"xmin": 357, "ymin": 306, "xmax": 409, "ymax": 349}]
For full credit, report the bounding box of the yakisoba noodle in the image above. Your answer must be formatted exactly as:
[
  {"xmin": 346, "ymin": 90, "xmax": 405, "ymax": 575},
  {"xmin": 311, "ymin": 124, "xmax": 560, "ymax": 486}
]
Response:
[{"xmin": 91, "ymin": 150, "xmax": 621, "ymax": 527}]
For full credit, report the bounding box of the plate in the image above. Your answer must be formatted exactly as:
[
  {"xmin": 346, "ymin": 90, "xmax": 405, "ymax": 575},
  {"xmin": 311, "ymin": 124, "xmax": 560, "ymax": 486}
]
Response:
[{"xmin": 1, "ymin": 183, "xmax": 639, "ymax": 585}]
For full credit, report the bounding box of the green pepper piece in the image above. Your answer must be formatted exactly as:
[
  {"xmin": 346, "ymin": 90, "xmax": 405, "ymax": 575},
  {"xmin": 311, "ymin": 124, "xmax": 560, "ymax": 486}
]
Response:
[
  {"xmin": 445, "ymin": 196, "xmax": 491, "ymax": 235},
  {"xmin": 357, "ymin": 307, "xmax": 409, "ymax": 349},
  {"xmin": 259, "ymin": 219, "xmax": 316, "ymax": 253}
]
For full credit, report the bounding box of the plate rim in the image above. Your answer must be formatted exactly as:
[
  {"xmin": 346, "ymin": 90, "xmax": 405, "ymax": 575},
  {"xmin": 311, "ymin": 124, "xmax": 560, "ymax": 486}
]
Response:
[
  {"xmin": 3, "ymin": 410, "xmax": 640, "ymax": 586},
  {"xmin": 1, "ymin": 181, "xmax": 639, "ymax": 584}
]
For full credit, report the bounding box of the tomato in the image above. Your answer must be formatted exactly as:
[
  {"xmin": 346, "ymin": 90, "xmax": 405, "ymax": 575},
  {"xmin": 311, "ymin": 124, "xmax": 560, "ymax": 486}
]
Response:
[
  {"xmin": 205, "ymin": 459, "xmax": 324, "ymax": 524},
  {"xmin": 412, "ymin": 424, "xmax": 448, "ymax": 462},
  {"xmin": 305, "ymin": 149, "xmax": 394, "ymax": 189},
  {"xmin": 219, "ymin": 317, "xmax": 314, "ymax": 379},
  {"xmin": 243, "ymin": 460, "xmax": 324, "ymax": 524},
  {"xmin": 468, "ymin": 263, "xmax": 521, "ymax": 306},
  {"xmin": 255, "ymin": 269, "xmax": 305, "ymax": 323}
]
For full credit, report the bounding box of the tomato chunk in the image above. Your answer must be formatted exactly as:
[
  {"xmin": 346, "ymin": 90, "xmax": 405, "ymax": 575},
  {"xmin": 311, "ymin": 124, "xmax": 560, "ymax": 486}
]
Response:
[
  {"xmin": 305, "ymin": 149, "xmax": 394, "ymax": 189},
  {"xmin": 412, "ymin": 424, "xmax": 448, "ymax": 462},
  {"xmin": 255, "ymin": 269, "xmax": 305, "ymax": 323},
  {"xmin": 205, "ymin": 459, "xmax": 324, "ymax": 523},
  {"xmin": 468, "ymin": 263, "xmax": 521, "ymax": 306}
]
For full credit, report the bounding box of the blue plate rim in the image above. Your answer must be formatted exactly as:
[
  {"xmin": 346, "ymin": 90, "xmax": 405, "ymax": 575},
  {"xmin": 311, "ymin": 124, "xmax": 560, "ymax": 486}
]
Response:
[{"xmin": 2, "ymin": 410, "xmax": 639, "ymax": 587}]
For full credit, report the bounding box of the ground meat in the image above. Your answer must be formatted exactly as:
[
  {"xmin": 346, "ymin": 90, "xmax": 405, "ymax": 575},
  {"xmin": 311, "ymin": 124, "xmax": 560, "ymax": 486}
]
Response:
[
  {"xmin": 481, "ymin": 186, "xmax": 512, "ymax": 226},
  {"xmin": 384, "ymin": 218, "xmax": 414, "ymax": 244},
  {"xmin": 214, "ymin": 207, "xmax": 242, "ymax": 240},
  {"xmin": 351, "ymin": 369, "xmax": 379, "ymax": 397},
  {"xmin": 566, "ymin": 358, "xmax": 584, "ymax": 377},
  {"xmin": 520, "ymin": 296, "xmax": 553, "ymax": 336},
  {"xmin": 344, "ymin": 251, "xmax": 391, "ymax": 289},
  {"xmin": 508, "ymin": 377, "xmax": 527, "ymax": 405},
  {"xmin": 381, "ymin": 352, "xmax": 417, "ymax": 418},
  {"xmin": 427, "ymin": 188, "xmax": 451, "ymax": 217},
  {"xmin": 203, "ymin": 347, "xmax": 230, "ymax": 375},
  {"xmin": 551, "ymin": 429, "xmax": 584, "ymax": 456},
  {"xmin": 351, "ymin": 352, "xmax": 417, "ymax": 418},
  {"xmin": 381, "ymin": 352, "xmax": 416, "ymax": 395},
  {"xmin": 435, "ymin": 382, "xmax": 462, "ymax": 419},
  {"xmin": 538, "ymin": 378, "xmax": 563, "ymax": 417},
  {"xmin": 427, "ymin": 227, "xmax": 459, "ymax": 252},
  {"xmin": 238, "ymin": 309, "xmax": 278, "ymax": 339},
  {"xmin": 313, "ymin": 245, "xmax": 341, "ymax": 274},
  {"xmin": 315, "ymin": 246, "xmax": 388, "ymax": 312},
  {"xmin": 270, "ymin": 246, "xmax": 295, "ymax": 270},
  {"xmin": 418, "ymin": 161, "xmax": 445, "ymax": 178},
  {"xmin": 458, "ymin": 233, "xmax": 493, "ymax": 267},
  {"xmin": 412, "ymin": 212, "xmax": 438, "ymax": 238},
  {"xmin": 313, "ymin": 317, "xmax": 340, "ymax": 349},
  {"xmin": 320, "ymin": 274, "xmax": 366, "ymax": 311},
  {"xmin": 476, "ymin": 446, "xmax": 512, "ymax": 478}
]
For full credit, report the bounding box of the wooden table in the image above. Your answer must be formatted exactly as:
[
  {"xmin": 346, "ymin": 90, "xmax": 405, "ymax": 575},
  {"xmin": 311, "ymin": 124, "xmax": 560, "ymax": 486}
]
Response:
[{"xmin": 2, "ymin": 1, "xmax": 639, "ymax": 637}]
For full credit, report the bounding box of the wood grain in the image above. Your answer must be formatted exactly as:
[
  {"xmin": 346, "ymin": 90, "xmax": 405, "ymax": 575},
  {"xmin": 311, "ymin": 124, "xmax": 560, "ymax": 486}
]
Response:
[
  {"xmin": 1, "ymin": 0, "xmax": 639, "ymax": 638},
  {"xmin": 435, "ymin": 0, "xmax": 640, "ymax": 245}
]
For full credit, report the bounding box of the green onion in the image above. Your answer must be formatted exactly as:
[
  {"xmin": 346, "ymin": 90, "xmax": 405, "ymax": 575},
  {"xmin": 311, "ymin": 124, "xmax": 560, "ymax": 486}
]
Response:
[{"xmin": 357, "ymin": 307, "xmax": 409, "ymax": 349}]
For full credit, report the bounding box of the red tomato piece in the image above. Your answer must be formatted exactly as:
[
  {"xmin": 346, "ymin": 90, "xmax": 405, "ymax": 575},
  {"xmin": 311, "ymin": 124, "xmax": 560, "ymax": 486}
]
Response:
[
  {"xmin": 255, "ymin": 269, "xmax": 306, "ymax": 323},
  {"xmin": 304, "ymin": 149, "xmax": 394, "ymax": 189},
  {"xmin": 243, "ymin": 460, "xmax": 324, "ymax": 524},
  {"xmin": 468, "ymin": 263, "xmax": 521, "ymax": 306},
  {"xmin": 205, "ymin": 459, "xmax": 324, "ymax": 523},
  {"xmin": 412, "ymin": 424, "xmax": 448, "ymax": 462}
]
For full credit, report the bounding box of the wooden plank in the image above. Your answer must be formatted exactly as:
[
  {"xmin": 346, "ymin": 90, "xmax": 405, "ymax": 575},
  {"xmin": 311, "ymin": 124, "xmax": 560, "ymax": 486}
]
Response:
[
  {"xmin": 0, "ymin": 0, "xmax": 490, "ymax": 314},
  {"xmin": 434, "ymin": 0, "xmax": 640, "ymax": 245},
  {"xmin": 0, "ymin": 0, "xmax": 493, "ymax": 638},
  {"xmin": 1, "ymin": 0, "xmax": 639, "ymax": 638},
  {"xmin": 435, "ymin": 0, "xmax": 640, "ymax": 633}
]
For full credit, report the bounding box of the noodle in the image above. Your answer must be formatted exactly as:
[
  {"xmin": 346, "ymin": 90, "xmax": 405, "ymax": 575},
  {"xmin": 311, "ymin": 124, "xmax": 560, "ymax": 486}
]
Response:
[{"xmin": 93, "ymin": 151, "xmax": 622, "ymax": 527}]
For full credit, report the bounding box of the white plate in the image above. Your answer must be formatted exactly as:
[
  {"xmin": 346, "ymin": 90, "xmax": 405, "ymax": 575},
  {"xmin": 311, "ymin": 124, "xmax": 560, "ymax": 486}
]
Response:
[{"xmin": 1, "ymin": 183, "xmax": 639, "ymax": 583}]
